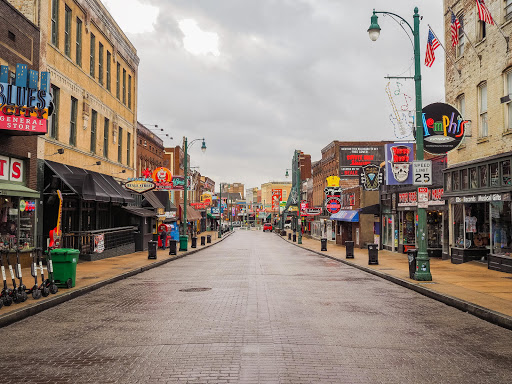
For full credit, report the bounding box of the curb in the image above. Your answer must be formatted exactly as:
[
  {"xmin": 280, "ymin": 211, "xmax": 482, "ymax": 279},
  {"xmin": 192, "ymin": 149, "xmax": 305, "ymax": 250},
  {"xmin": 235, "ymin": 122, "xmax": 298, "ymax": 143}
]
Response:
[
  {"xmin": 277, "ymin": 233, "xmax": 512, "ymax": 331},
  {"xmin": 0, "ymin": 231, "xmax": 234, "ymax": 328}
]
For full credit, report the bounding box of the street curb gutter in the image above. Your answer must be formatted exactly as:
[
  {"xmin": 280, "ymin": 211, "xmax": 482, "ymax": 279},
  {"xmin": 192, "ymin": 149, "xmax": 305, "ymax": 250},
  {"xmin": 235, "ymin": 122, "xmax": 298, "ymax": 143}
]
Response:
[
  {"xmin": 278, "ymin": 234, "xmax": 512, "ymax": 331},
  {"xmin": 0, "ymin": 231, "xmax": 234, "ymax": 328}
]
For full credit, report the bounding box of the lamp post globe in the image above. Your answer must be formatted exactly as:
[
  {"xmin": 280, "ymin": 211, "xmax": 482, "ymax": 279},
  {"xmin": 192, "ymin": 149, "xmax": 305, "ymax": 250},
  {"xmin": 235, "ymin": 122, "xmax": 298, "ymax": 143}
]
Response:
[{"xmin": 368, "ymin": 11, "xmax": 381, "ymax": 41}]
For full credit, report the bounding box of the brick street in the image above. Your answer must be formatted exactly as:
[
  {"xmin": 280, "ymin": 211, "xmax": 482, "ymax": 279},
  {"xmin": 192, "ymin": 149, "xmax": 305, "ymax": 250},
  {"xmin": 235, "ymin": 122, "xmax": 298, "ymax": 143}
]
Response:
[{"xmin": 1, "ymin": 230, "xmax": 512, "ymax": 384}]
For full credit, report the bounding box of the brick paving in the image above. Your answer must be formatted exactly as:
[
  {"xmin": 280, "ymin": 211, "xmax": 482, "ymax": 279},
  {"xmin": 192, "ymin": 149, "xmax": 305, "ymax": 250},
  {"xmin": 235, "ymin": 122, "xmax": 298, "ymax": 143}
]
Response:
[{"xmin": 0, "ymin": 230, "xmax": 511, "ymax": 383}]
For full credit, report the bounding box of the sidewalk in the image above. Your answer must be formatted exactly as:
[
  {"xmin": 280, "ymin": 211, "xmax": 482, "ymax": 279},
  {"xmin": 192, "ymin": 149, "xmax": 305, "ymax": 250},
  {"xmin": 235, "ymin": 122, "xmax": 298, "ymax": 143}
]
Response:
[
  {"xmin": 279, "ymin": 230, "xmax": 512, "ymax": 330},
  {"xmin": 0, "ymin": 230, "xmax": 231, "ymax": 328}
]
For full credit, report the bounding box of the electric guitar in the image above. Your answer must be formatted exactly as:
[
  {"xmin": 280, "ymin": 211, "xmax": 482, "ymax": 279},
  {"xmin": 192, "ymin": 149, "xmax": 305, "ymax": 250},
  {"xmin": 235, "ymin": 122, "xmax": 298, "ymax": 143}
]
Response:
[{"xmin": 49, "ymin": 190, "xmax": 62, "ymax": 248}]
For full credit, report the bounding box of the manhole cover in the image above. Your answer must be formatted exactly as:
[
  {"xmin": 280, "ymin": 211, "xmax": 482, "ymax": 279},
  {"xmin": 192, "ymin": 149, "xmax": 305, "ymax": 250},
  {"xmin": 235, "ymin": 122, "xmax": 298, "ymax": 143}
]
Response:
[{"xmin": 179, "ymin": 288, "xmax": 212, "ymax": 292}]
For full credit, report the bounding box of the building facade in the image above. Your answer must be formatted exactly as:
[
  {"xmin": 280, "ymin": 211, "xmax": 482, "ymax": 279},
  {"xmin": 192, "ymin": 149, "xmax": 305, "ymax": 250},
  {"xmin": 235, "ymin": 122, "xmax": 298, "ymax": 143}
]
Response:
[
  {"xmin": 444, "ymin": 0, "xmax": 512, "ymax": 271},
  {"xmin": 136, "ymin": 122, "xmax": 163, "ymax": 176}
]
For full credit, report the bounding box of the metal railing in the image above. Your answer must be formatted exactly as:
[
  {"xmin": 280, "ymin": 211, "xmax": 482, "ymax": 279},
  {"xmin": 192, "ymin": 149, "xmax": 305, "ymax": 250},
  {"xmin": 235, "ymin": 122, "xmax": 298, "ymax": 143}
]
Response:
[{"xmin": 62, "ymin": 226, "xmax": 137, "ymax": 254}]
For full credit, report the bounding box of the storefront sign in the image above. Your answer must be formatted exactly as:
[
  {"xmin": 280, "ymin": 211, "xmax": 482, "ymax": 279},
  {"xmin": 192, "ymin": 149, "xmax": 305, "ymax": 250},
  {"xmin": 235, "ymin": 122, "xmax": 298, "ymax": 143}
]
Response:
[
  {"xmin": 451, "ymin": 193, "xmax": 511, "ymax": 204},
  {"xmin": 124, "ymin": 178, "xmax": 156, "ymax": 194},
  {"xmin": 340, "ymin": 146, "xmax": 385, "ymax": 177},
  {"xmin": 0, "ymin": 64, "xmax": 53, "ymax": 135},
  {"xmin": 412, "ymin": 161, "xmax": 432, "ymax": 186},
  {"xmin": 303, "ymin": 208, "xmax": 322, "ymax": 216},
  {"xmin": 421, "ymin": 102, "xmax": 467, "ymax": 154},
  {"xmin": 164, "ymin": 211, "xmax": 176, "ymax": 219},
  {"xmin": 385, "ymin": 143, "xmax": 414, "ymax": 185},
  {"xmin": 191, "ymin": 202, "xmax": 209, "ymax": 209},
  {"xmin": 0, "ymin": 155, "xmax": 24, "ymax": 182},
  {"xmin": 325, "ymin": 197, "xmax": 342, "ymax": 214},
  {"xmin": 359, "ymin": 164, "xmax": 383, "ymax": 191},
  {"xmin": 398, "ymin": 188, "xmax": 445, "ymax": 207},
  {"xmin": 139, "ymin": 167, "xmax": 187, "ymax": 191},
  {"xmin": 272, "ymin": 189, "xmax": 282, "ymax": 210}
]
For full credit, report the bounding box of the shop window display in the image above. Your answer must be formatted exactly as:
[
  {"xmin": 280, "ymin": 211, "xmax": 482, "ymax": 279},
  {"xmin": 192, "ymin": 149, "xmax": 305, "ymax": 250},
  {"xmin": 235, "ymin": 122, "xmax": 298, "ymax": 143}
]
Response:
[
  {"xmin": 454, "ymin": 203, "xmax": 490, "ymax": 249},
  {"xmin": 491, "ymin": 201, "xmax": 511, "ymax": 256},
  {"xmin": 401, "ymin": 211, "xmax": 416, "ymax": 247},
  {"xmin": 0, "ymin": 197, "xmax": 36, "ymax": 251},
  {"xmin": 427, "ymin": 211, "xmax": 442, "ymax": 248}
]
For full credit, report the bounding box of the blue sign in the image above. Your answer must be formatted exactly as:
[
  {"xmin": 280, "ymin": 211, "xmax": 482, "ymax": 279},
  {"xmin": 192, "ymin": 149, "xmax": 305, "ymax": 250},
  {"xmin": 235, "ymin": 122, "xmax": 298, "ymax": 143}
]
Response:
[{"xmin": 385, "ymin": 143, "xmax": 414, "ymax": 185}]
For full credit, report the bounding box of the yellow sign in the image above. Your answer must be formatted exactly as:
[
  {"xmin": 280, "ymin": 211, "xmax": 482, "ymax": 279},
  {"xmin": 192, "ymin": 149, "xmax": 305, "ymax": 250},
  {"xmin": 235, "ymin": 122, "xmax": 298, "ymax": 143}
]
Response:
[
  {"xmin": 289, "ymin": 206, "xmax": 298, "ymax": 212},
  {"xmin": 326, "ymin": 175, "xmax": 340, "ymax": 187}
]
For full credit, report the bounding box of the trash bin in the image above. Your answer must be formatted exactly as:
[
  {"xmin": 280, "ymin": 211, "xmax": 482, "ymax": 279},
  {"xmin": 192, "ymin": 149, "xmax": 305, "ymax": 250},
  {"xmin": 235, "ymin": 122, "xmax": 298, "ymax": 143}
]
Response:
[
  {"xmin": 179, "ymin": 235, "xmax": 188, "ymax": 251},
  {"xmin": 207, "ymin": 235, "xmax": 212, "ymax": 244},
  {"xmin": 148, "ymin": 240, "xmax": 157, "ymax": 259},
  {"xmin": 169, "ymin": 240, "xmax": 177, "ymax": 256},
  {"xmin": 191, "ymin": 237, "xmax": 197, "ymax": 248},
  {"xmin": 288, "ymin": 233, "xmax": 291, "ymax": 240},
  {"xmin": 293, "ymin": 234, "xmax": 296, "ymax": 242},
  {"xmin": 321, "ymin": 238, "xmax": 327, "ymax": 251},
  {"xmin": 281, "ymin": 230, "xmax": 286, "ymax": 236},
  {"xmin": 201, "ymin": 236, "xmax": 206, "ymax": 246},
  {"xmin": 51, "ymin": 248, "xmax": 79, "ymax": 288},
  {"xmin": 407, "ymin": 248, "xmax": 418, "ymax": 279},
  {"xmin": 368, "ymin": 243, "xmax": 378, "ymax": 265},
  {"xmin": 345, "ymin": 241, "xmax": 354, "ymax": 259}
]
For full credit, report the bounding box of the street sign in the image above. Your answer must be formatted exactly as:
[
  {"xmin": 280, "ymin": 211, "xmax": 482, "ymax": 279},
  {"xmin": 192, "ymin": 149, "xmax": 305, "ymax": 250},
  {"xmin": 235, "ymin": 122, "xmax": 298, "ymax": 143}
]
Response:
[
  {"xmin": 412, "ymin": 160, "xmax": 432, "ymax": 186},
  {"xmin": 418, "ymin": 187, "xmax": 429, "ymax": 208}
]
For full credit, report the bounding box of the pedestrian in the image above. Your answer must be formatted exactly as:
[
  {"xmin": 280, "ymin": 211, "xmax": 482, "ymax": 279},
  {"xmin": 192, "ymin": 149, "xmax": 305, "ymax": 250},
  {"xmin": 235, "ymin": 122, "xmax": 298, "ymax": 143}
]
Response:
[{"xmin": 160, "ymin": 228, "xmax": 167, "ymax": 250}]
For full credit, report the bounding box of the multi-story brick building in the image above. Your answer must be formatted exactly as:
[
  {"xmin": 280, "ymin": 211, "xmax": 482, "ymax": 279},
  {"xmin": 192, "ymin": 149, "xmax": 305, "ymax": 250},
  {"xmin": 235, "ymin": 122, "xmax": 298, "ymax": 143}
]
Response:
[
  {"xmin": 136, "ymin": 122, "xmax": 163, "ymax": 176},
  {"xmin": 0, "ymin": 0, "xmax": 42, "ymax": 262},
  {"xmin": 443, "ymin": 0, "xmax": 512, "ymax": 270},
  {"xmin": 221, "ymin": 183, "xmax": 245, "ymax": 200}
]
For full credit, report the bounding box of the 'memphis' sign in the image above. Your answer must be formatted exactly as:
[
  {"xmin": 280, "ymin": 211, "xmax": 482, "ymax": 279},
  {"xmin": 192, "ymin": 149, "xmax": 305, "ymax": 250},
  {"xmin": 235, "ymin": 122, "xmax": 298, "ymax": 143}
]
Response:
[{"xmin": 0, "ymin": 64, "xmax": 52, "ymax": 135}]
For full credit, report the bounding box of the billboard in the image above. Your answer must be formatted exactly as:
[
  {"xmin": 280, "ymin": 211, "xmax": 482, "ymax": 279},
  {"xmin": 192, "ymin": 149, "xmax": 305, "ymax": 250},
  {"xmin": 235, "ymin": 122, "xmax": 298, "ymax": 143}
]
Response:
[
  {"xmin": 339, "ymin": 146, "xmax": 385, "ymax": 177},
  {"xmin": 385, "ymin": 143, "xmax": 414, "ymax": 185}
]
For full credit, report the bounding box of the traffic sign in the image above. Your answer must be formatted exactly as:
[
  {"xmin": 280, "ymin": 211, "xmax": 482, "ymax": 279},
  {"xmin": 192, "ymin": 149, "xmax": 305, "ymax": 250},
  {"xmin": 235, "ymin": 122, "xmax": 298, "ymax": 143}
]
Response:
[{"xmin": 412, "ymin": 160, "xmax": 432, "ymax": 186}]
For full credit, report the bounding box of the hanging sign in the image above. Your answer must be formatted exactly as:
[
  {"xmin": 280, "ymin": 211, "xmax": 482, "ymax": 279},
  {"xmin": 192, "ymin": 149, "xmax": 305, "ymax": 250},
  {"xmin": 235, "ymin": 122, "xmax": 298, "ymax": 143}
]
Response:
[
  {"xmin": 125, "ymin": 178, "xmax": 156, "ymax": 194},
  {"xmin": 385, "ymin": 143, "xmax": 414, "ymax": 185},
  {"xmin": 359, "ymin": 164, "xmax": 383, "ymax": 191},
  {"xmin": 0, "ymin": 64, "xmax": 53, "ymax": 135},
  {"xmin": 421, "ymin": 102, "xmax": 467, "ymax": 154},
  {"xmin": 339, "ymin": 146, "xmax": 385, "ymax": 177}
]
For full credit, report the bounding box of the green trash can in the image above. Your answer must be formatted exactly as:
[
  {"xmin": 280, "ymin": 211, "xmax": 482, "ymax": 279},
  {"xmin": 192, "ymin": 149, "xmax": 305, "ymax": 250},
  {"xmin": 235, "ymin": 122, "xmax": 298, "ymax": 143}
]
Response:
[
  {"xmin": 51, "ymin": 248, "xmax": 79, "ymax": 288},
  {"xmin": 179, "ymin": 235, "xmax": 188, "ymax": 251}
]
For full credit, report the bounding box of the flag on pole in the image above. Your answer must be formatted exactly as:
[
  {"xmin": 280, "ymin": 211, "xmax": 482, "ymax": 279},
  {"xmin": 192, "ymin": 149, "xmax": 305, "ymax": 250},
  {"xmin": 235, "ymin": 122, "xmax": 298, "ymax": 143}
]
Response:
[
  {"xmin": 476, "ymin": 0, "xmax": 494, "ymax": 25},
  {"xmin": 451, "ymin": 12, "xmax": 461, "ymax": 47},
  {"xmin": 425, "ymin": 28, "xmax": 440, "ymax": 67}
]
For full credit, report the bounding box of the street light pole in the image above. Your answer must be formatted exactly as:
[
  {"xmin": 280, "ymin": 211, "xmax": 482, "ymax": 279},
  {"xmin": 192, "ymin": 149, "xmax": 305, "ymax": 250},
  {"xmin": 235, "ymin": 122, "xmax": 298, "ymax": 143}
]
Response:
[
  {"xmin": 218, "ymin": 183, "xmax": 222, "ymax": 238},
  {"xmin": 295, "ymin": 151, "xmax": 302, "ymax": 245},
  {"xmin": 181, "ymin": 137, "xmax": 206, "ymax": 251},
  {"xmin": 368, "ymin": 7, "xmax": 431, "ymax": 281}
]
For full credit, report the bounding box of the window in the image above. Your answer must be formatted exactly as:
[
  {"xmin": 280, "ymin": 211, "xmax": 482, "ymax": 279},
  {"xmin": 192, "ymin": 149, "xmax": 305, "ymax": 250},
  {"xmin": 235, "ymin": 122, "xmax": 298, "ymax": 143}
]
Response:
[
  {"xmin": 479, "ymin": 83, "xmax": 488, "ymax": 137},
  {"xmin": 457, "ymin": 94, "xmax": 471, "ymax": 137},
  {"xmin": 49, "ymin": 85, "xmax": 59, "ymax": 139},
  {"xmin": 506, "ymin": 0, "xmax": 512, "ymax": 21},
  {"xmin": 116, "ymin": 63, "xmax": 120, "ymax": 99},
  {"xmin": 452, "ymin": 171, "xmax": 460, "ymax": 191},
  {"xmin": 122, "ymin": 69, "xmax": 126, "ymax": 104},
  {"xmin": 479, "ymin": 165, "xmax": 488, "ymax": 188},
  {"xmin": 444, "ymin": 172, "xmax": 452, "ymax": 192},
  {"xmin": 118, "ymin": 127, "xmax": 123, "ymax": 163},
  {"xmin": 69, "ymin": 97, "xmax": 78, "ymax": 146},
  {"xmin": 90, "ymin": 109, "xmax": 97, "ymax": 153},
  {"xmin": 128, "ymin": 75, "xmax": 132, "ymax": 109},
  {"xmin": 103, "ymin": 118, "xmax": 109, "ymax": 158},
  {"xmin": 490, "ymin": 163, "xmax": 500, "ymax": 187},
  {"xmin": 106, "ymin": 51, "xmax": 111, "ymax": 91},
  {"xmin": 502, "ymin": 160, "xmax": 511, "ymax": 185},
  {"xmin": 90, "ymin": 33, "xmax": 96, "ymax": 78},
  {"xmin": 76, "ymin": 18, "xmax": 82, "ymax": 66},
  {"xmin": 51, "ymin": 0, "xmax": 59, "ymax": 46},
  {"xmin": 457, "ymin": 14, "xmax": 464, "ymax": 57},
  {"xmin": 127, "ymin": 132, "xmax": 131, "ymax": 166},
  {"xmin": 64, "ymin": 6, "xmax": 72, "ymax": 57},
  {"xmin": 479, "ymin": 20, "xmax": 486, "ymax": 41},
  {"xmin": 470, "ymin": 167, "xmax": 478, "ymax": 188},
  {"xmin": 462, "ymin": 168, "xmax": 468, "ymax": 189},
  {"xmin": 98, "ymin": 43, "xmax": 104, "ymax": 85},
  {"xmin": 505, "ymin": 69, "xmax": 512, "ymax": 130}
]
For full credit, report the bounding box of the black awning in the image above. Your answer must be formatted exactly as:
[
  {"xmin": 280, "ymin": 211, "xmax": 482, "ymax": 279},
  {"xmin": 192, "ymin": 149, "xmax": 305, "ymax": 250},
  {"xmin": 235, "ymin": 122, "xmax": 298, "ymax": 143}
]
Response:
[
  {"xmin": 142, "ymin": 191, "xmax": 165, "ymax": 209},
  {"xmin": 360, "ymin": 204, "xmax": 380, "ymax": 215},
  {"xmin": 45, "ymin": 160, "xmax": 132, "ymax": 204},
  {"xmin": 122, "ymin": 206, "xmax": 156, "ymax": 217}
]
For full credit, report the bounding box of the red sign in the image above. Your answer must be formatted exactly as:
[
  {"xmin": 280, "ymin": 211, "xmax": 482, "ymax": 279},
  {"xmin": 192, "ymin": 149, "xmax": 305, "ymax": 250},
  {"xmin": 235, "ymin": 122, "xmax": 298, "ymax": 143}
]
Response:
[
  {"xmin": 0, "ymin": 110, "xmax": 48, "ymax": 134},
  {"xmin": 0, "ymin": 155, "xmax": 23, "ymax": 182},
  {"xmin": 326, "ymin": 197, "xmax": 341, "ymax": 214},
  {"xmin": 272, "ymin": 189, "xmax": 282, "ymax": 210},
  {"xmin": 191, "ymin": 202, "xmax": 209, "ymax": 209}
]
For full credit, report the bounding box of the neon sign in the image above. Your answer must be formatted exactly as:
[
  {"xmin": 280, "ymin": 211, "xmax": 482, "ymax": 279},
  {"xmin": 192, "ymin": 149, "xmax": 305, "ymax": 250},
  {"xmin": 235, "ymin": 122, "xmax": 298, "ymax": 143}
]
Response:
[{"xmin": 421, "ymin": 102, "xmax": 467, "ymax": 154}]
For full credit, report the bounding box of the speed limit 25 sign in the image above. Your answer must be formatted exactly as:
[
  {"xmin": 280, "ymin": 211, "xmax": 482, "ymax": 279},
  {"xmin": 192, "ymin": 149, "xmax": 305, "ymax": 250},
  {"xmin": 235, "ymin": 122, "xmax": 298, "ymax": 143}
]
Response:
[{"xmin": 412, "ymin": 160, "xmax": 432, "ymax": 186}]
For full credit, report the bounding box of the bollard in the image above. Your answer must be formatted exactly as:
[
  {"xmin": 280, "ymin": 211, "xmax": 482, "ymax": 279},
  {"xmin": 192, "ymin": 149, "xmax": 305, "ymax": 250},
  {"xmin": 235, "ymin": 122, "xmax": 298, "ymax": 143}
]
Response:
[
  {"xmin": 293, "ymin": 234, "xmax": 296, "ymax": 242},
  {"xmin": 148, "ymin": 240, "xmax": 157, "ymax": 259},
  {"xmin": 201, "ymin": 236, "xmax": 206, "ymax": 246},
  {"xmin": 321, "ymin": 238, "xmax": 327, "ymax": 251},
  {"xmin": 345, "ymin": 241, "xmax": 354, "ymax": 258},
  {"xmin": 288, "ymin": 233, "xmax": 291, "ymax": 240},
  {"xmin": 368, "ymin": 243, "xmax": 378, "ymax": 265},
  {"xmin": 191, "ymin": 237, "xmax": 197, "ymax": 248},
  {"xmin": 207, "ymin": 235, "xmax": 212, "ymax": 243}
]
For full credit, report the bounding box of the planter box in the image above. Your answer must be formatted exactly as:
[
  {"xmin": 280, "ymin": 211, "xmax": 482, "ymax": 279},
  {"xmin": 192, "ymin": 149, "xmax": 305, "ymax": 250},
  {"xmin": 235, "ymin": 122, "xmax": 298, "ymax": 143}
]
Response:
[
  {"xmin": 451, "ymin": 247, "xmax": 488, "ymax": 264},
  {"xmin": 488, "ymin": 254, "xmax": 512, "ymax": 274}
]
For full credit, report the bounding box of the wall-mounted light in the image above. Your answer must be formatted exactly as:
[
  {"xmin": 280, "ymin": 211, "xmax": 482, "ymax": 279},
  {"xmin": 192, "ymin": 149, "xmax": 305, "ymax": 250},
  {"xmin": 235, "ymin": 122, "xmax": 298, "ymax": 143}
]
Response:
[{"xmin": 48, "ymin": 148, "xmax": 65, "ymax": 156}]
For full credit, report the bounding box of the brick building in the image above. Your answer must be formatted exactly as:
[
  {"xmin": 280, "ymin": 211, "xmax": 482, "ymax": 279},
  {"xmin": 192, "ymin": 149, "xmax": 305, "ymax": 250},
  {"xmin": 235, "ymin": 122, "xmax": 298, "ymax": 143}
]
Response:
[
  {"xmin": 443, "ymin": 0, "xmax": 512, "ymax": 270},
  {"xmin": 136, "ymin": 122, "xmax": 163, "ymax": 176},
  {"xmin": 0, "ymin": 0, "xmax": 42, "ymax": 259},
  {"xmin": 221, "ymin": 183, "xmax": 245, "ymax": 200}
]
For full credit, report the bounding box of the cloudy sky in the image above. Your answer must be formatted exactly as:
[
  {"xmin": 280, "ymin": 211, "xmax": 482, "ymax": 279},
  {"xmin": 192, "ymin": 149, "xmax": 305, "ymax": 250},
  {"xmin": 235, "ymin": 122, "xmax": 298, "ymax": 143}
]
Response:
[{"xmin": 103, "ymin": 0, "xmax": 445, "ymax": 190}]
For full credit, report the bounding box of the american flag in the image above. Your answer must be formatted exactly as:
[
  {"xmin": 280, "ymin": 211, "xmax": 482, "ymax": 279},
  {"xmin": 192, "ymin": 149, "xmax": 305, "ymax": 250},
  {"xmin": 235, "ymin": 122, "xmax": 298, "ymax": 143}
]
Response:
[
  {"xmin": 451, "ymin": 12, "xmax": 461, "ymax": 47},
  {"xmin": 476, "ymin": 0, "xmax": 494, "ymax": 25},
  {"xmin": 425, "ymin": 28, "xmax": 440, "ymax": 67}
]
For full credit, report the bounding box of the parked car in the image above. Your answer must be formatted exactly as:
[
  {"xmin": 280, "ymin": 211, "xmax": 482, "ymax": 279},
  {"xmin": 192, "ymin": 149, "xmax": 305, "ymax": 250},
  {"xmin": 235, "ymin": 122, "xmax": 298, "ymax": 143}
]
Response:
[
  {"xmin": 284, "ymin": 223, "xmax": 291, "ymax": 229},
  {"xmin": 263, "ymin": 223, "xmax": 273, "ymax": 232}
]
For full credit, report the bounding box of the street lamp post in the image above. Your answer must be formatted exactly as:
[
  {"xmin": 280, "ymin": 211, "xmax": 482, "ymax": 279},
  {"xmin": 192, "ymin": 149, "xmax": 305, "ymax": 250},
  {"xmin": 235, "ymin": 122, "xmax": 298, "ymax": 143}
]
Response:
[
  {"xmin": 368, "ymin": 7, "xmax": 431, "ymax": 281},
  {"xmin": 180, "ymin": 137, "xmax": 206, "ymax": 251},
  {"xmin": 295, "ymin": 151, "xmax": 302, "ymax": 245}
]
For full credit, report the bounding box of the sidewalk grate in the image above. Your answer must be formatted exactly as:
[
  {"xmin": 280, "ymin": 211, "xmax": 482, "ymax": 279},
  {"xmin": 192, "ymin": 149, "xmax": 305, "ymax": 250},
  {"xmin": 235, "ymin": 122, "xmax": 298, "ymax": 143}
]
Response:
[
  {"xmin": 417, "ymin": 282, "xmax": 438, "ymax": 285},
  {"xmin": 179, "ymin": 288, "xmax": 212, "ymax": 292}
]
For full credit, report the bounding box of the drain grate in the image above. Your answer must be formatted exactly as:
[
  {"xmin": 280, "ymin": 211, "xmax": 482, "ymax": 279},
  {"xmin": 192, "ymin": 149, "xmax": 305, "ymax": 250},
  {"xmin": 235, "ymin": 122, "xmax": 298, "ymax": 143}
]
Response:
[
  {"xmin": 417, "ymin": 282, "xmax": 438, "ymax": 285},
  {"xmin": 179, "ymin": 287, "xmax": 212, "ymax": 292}
]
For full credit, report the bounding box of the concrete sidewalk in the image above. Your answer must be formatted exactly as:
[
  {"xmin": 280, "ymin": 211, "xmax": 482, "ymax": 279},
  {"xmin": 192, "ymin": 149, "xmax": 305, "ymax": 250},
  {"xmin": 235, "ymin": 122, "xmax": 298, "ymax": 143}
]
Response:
[
  {"xmin": 0, "ymin": 230, "xmax": 231, "ymax": 327},
  {"xmin": 279, "ymin": 230, "xmax": 512, "ymax": 330}
]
